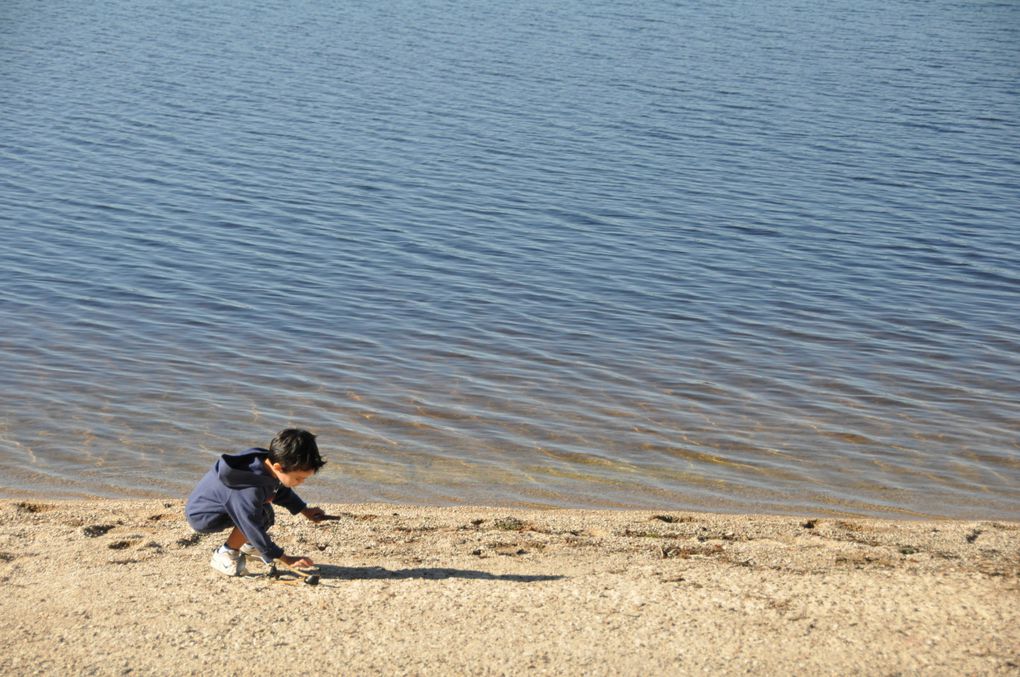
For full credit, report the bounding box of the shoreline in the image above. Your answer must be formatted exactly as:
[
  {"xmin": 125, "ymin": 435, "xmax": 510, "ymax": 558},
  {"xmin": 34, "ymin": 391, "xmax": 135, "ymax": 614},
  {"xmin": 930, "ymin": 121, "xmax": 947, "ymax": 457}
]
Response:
[
  {"xmin": 3, "ymin": 484, "xmax": 1013, "ymax": 523},
  {"xmin": 2, "ymin": 499, "xmax": 1018, "ymax": 675}
]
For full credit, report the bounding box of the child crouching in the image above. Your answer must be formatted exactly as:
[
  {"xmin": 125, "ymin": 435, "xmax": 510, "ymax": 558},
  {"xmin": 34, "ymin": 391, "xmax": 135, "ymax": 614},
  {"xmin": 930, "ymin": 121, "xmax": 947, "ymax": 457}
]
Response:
[{"xmin": 185, "ymin": 428, "xmax": 327, "ymax": 576}]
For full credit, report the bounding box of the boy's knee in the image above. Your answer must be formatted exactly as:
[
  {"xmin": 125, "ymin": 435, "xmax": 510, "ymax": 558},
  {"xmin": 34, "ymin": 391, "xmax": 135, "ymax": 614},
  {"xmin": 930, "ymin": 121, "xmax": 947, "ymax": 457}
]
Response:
[{"xmin": 187, "ymin": 513, "xmax": 234, "ymax": 534}]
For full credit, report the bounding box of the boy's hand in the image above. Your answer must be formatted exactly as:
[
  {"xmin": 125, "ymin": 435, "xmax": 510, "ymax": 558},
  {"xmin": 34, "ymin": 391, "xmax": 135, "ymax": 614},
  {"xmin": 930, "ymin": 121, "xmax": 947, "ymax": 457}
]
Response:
[
  {"xmin": 301, "ymin": 506, "xmax": 326, "ymax": 522},
  {"xmin": 280, "ymin": 554, "xmax": 315, "ymax": 568}
]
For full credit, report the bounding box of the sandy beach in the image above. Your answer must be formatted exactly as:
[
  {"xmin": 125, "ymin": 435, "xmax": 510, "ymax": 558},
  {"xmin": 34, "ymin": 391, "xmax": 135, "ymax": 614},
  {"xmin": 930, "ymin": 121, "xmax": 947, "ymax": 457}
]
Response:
[{"xmin": 1, "ymin": 499, "xmax": 1017, "ymax": 675}]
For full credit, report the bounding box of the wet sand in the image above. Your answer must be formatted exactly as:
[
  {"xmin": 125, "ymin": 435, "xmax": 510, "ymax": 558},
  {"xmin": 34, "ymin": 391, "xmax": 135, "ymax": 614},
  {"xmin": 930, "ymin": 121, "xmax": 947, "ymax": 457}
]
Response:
[{"xmin": 1, "ymin": 499, "xmax": 1017, "ymax": 675}]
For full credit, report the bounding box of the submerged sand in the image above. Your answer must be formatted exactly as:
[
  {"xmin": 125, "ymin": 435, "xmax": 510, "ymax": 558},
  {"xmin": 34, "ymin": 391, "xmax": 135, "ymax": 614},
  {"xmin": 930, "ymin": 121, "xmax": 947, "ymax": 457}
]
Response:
[{"xmin": 0, "ymin": 499, "xmax": 1017, "ymax": 675}]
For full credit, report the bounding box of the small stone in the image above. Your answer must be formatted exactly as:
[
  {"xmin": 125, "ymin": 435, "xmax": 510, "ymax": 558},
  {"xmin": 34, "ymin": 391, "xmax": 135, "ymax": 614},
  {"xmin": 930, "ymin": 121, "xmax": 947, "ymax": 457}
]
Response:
[
  {"xmin": 175, "ymin": 533, "xmax": 201, "ymax": 548},
  {"xmin": 494, "ymin": 517, "xmax": 526, "ymax": 531},
  {"xmin": 83, "ymin": 525, "xmax": 115, "ymax": 538}
]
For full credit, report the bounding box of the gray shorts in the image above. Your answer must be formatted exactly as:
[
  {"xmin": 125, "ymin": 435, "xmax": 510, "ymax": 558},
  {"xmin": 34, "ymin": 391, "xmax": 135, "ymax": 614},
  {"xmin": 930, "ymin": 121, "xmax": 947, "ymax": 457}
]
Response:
[{"xmin": 188, "ymin": 503, "xmax": 275, "ymax": 534}]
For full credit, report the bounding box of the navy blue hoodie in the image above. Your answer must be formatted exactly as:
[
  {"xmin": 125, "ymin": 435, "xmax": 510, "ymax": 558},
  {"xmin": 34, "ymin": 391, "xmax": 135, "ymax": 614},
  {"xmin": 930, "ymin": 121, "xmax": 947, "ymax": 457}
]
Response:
[{"xmin": 185, "ymin": 449, "xmax": 306, "ymax": 561}]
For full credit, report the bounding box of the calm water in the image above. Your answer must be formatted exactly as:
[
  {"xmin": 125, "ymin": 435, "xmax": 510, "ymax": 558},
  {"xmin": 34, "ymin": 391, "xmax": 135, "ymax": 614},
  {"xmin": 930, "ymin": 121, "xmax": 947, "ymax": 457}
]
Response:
[{"xmin": 1, "ymin": 0, "xmax": 1018, "ymax": 518}]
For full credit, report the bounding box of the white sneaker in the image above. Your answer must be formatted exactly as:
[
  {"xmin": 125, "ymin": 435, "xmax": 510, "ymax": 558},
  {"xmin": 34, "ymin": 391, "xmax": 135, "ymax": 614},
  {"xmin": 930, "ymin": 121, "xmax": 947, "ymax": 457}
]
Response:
[
  {"xmin": 240, "ymin": 543, "xmax": 262, "ymax": 560},
  {"xmin": 210, "ymin": 546, "xmax": 247, "ymax": 576}
]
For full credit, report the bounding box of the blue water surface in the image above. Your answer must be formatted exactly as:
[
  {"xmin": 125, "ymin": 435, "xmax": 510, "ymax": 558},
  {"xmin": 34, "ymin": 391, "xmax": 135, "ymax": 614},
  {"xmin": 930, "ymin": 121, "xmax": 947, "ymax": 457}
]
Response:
[{"xmin": 1, "ymin": 0, "xmax": 1018, "ymax": 517}]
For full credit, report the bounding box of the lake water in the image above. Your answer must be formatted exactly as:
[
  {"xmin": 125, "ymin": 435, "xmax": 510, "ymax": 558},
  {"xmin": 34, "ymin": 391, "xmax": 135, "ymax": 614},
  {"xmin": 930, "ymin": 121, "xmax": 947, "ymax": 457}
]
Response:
[{"xmin": 2, "ymin": 0, "xmax": 1018, "ymax": 518}]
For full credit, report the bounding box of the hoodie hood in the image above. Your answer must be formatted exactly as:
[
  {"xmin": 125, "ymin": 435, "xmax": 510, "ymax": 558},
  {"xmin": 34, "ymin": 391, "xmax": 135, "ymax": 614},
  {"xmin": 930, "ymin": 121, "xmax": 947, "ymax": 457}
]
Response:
[{"xmin": 216, "ymin": 449, "xmax": 280, "ymax": 490}]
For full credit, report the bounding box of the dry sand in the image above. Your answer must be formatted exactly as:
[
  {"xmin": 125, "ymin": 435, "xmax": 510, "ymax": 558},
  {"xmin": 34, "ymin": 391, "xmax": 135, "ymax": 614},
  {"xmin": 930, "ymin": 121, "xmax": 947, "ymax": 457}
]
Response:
[{"xmin": 1, "ymin": 499, "xmax": 1017, "ymax": 676}]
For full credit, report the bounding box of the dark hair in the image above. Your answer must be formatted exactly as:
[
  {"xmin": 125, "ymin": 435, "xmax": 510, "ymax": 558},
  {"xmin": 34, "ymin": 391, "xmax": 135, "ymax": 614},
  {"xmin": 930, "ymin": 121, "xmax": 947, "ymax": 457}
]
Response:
[{"xmin": 268, "ymin": 429, "xmax": 326, "ymax": 473}]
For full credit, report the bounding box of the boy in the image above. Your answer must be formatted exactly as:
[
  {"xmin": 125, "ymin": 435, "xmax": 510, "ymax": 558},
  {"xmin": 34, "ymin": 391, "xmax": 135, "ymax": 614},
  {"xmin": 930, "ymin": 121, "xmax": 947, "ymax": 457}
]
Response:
[{"xmin": 185, "ymin": 428, "xmax": 327, "ymax": 576}]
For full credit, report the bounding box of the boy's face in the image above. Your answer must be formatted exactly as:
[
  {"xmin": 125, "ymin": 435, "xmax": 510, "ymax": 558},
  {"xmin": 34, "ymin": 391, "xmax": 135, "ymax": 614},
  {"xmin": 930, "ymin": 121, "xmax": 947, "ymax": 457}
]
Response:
[{"xmin": 268, "ymin": 462, "xmax": 315, "ymax": 488}]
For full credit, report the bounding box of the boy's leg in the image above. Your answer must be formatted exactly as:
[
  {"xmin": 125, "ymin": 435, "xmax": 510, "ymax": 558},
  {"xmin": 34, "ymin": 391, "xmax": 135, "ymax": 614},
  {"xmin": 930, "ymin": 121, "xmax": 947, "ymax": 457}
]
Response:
[
  {"xmin": 190, "ymin": 514, "xmax": 249, "ymax": 576},
  {"xmin": 229, "ymin": 505, "xmax": 275, "ymax": 557},
  {"xmin": 224, "ymin": 527, "xmax": 246, "ymax": 550}
]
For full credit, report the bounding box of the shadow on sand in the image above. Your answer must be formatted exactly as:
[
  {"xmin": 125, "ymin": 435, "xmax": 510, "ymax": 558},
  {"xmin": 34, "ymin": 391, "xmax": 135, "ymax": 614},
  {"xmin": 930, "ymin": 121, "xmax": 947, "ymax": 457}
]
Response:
[{"xmin": 314, "ymin": 564, "xmax": 564, "ymax": 583}]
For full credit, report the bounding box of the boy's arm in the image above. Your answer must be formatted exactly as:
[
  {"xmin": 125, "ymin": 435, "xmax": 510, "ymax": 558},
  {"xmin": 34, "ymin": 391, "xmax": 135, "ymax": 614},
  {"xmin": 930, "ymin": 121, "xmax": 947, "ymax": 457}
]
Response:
[
  {"xmin": 273, "ymin": 486, "xmax": 307, "ymax": 515},
  {"xmin": 275, "ymin": 489, "xmax": 324, "ymax": 521},
  {"xmin": 224, "ymin": 490, "xmax": 285, "ymax": 561}
]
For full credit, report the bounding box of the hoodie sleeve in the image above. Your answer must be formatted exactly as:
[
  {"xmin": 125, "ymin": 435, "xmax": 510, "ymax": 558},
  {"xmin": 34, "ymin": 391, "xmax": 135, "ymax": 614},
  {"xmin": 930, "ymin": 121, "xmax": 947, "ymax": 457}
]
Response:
[
  {"xmin": 273, "ymin": 486, "xmax": 307, "ymax": 515},
  {"xmin": 223, "ymin": 488, "xmax": 285, "ymax": 561}
]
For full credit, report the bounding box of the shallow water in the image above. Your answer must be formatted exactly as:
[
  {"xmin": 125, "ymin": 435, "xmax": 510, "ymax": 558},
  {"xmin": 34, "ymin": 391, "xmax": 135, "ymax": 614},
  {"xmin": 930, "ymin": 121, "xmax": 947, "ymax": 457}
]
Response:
[{"xmin": 1, "ymin": 0, "xmax": 1018, "ymax": 517}]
